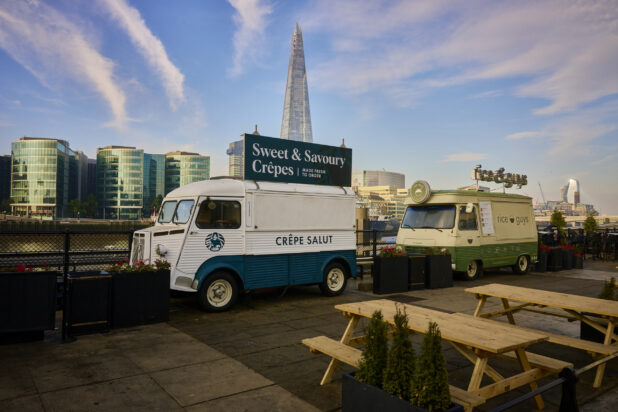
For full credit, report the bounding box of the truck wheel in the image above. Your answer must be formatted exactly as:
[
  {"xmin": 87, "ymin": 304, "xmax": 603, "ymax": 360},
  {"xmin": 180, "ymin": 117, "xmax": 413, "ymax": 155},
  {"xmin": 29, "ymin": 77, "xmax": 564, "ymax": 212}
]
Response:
[
  {"xmin": 513, "ymin": 255, "xmax": 530, "ymax": 274},
  {"xmin": 198, "ymin": 271, "xmax": 238, "ymax": 312},
  {"xmin": 319, "ymin": 262, "xmax": 348, "ymax": 297},
  {"xmin": 464, "ymin": 260, "xmax": 482, "ymax": 281}
]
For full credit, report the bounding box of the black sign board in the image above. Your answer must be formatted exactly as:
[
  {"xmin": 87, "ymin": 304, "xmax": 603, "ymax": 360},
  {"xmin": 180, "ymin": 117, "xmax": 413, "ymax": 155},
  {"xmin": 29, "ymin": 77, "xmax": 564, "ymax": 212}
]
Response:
[{"xmin": 243, "ymin": 134, "xmax": 352, "ymax": 186}]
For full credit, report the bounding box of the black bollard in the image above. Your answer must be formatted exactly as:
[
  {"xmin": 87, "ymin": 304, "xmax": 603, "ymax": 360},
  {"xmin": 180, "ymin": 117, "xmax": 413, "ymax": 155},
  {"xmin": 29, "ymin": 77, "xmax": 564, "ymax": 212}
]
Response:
[{"xmin": 559, "ymin": 367, "xmax": 578, "ymax": 412}]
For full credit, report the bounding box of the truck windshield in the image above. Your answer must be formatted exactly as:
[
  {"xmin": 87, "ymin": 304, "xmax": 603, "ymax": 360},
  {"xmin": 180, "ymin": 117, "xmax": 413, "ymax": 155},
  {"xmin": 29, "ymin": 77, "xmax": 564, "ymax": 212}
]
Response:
[
  {"xmin": 158, "ymin": 201, "xmax": 177, "ymax": 223},
  {"xmin": 401, "ymin": 205, "xmax": 456, "ymax": 229},
  {"xmin": 172, "ymin": 200, "xmax": 195, "ymax": 224}
]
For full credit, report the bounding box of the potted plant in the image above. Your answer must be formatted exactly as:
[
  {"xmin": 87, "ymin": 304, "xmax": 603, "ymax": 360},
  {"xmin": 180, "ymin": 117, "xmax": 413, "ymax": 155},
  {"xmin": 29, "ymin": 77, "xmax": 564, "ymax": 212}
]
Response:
[
  {"xmin": 106, "ymin": 258, "xmax": 171, "ymax": 328},
  {"xmin": 373, "ymin": 246, "xmax": 409, "ymax": 294},
  {"xmin": 580, "ymin": 277, "xmax": 617, "ymax": 343},
  {"xmin": 1, "ymin": 264, "xmax": 57, "ymax": 341},
  {"xmin": 424, "ymin": 248, "xmax": 453, "ymax": 289},
  {"xmin": 573, "ymin": 245, "xmax": 583, "ymax": 269},
  {"xmin": 342, "ymin": 309, "xmax": 463, "ymax": 412},
  {"xmin": 65, "ymin": 270, "xmax": 113, "ymax": 337},
  {"xmin": 561, "ymin": 243, "xmax": 574, "ymax": 270},
  {"xmin": 535, "ymin": 244, "xmax": 550, "ymax": 272}
]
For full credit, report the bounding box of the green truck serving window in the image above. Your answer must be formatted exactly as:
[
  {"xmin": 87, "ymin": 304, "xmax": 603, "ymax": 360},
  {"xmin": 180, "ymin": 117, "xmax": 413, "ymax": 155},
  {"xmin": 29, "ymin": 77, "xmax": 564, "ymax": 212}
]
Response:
[{"xmin": 402, "ymin": 205, "xmax": 456, "ymax": 229}]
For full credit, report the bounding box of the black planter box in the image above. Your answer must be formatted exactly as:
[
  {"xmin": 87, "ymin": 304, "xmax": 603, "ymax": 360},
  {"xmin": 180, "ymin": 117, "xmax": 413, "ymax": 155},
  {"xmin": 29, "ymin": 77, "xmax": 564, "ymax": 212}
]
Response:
[
  {"xmin": 66, "ymin": 271, "xmax": 112, "ymax": 336},
  {"xmin": 111, "ymin": 269, "xmax": 170, "ymax": 328},
  {"xmin": 547, "ymin": 247, "xmax": 562, "ymax": 271},
  {"xmin": 342, "ymin": 372, "xmax": 463, "ymax": 412},
  {"xmin": 535, "ymin": 253, "xmax": 547, "ymax": 273},
  {"xmin": 373, "ymin": 256, "xmax": 409, "ymax": 294},
  {"xmin": 0, "ymin": 271, "xmax": 57, "ymax": 336},
  {"xmin": 561, "ymin": 250, "xmax": 574, "ymax": 270},
  {"xmin": 574, "ymin": 256, "xmax": 583, "ymax": 269},
  {"xmin": 580, "ymin": 313, "xmax": 616, "ymax": 343},
  {"xmin": 425, "ymin": 255, "xmax": 453, "ymax": 289},
  {"xmin": 408, "ymin": 255, "xmax": 426, "ymax": 291}
]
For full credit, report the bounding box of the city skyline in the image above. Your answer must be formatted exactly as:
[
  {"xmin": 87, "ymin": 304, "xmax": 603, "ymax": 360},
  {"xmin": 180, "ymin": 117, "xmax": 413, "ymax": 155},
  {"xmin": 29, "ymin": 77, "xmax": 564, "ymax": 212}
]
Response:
[{"xmin": 1, "ymin": 1, "xmax": 617, "ymax": 214}]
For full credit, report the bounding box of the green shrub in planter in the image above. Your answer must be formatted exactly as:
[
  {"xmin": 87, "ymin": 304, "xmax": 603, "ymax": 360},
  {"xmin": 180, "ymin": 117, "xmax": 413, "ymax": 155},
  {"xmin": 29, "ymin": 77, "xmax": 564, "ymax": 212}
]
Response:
[
  {"xmin": 411, "ymin": 322, "xmax": 451, "ymax": 411},
  {"xmin": 383, "ymin": 307, "xmax": 415, "ymax": 399},
  {"xmin": 356, "ymin": 310, "xmax": 389, "ymax": 388}
]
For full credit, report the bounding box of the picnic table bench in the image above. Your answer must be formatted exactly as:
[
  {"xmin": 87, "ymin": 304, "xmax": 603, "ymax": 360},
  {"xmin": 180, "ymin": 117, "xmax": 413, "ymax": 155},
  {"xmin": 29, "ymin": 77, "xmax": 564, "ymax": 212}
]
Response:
[
  {"xmin": 465, "ymin": 283, "xmax": 618, "ymax": 388},
  {"xmin": 302, "ymin": 299, "xmax": 573, "ymax": 411}
]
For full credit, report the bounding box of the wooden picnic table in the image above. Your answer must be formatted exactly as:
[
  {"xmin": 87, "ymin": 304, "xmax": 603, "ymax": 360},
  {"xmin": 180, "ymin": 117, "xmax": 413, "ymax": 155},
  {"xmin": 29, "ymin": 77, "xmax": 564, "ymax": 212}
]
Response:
[
  {"xmin": 465, "ymin": 283, "xmax": 618, "ymax": 388},
  {"xmin": 303, "ymin": 299, "xmax": 573, "ymax": 411}
]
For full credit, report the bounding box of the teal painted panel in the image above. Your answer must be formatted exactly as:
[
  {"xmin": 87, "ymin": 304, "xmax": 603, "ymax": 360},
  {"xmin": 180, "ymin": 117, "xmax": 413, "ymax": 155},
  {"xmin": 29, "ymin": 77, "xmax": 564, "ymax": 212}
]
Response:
[
  {"xmin": 289, "ymin": 253, "xmax": 323, "ymax": 285},
  {"xmin": 244, "ymin": 255, "xmax": 289, "ymax": 289}
]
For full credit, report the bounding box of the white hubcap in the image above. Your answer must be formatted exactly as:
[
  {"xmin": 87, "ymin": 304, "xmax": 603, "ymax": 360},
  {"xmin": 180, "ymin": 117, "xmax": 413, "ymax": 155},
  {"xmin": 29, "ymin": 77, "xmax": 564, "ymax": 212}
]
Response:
[
  {"xmin": 467, "ymin": 261, "xmax": 477, "ymax": 277},
  {"xmin": 327, "ymin": 268, "xmax": 344, "ymax": 291},
  {"xmin": 207, "ymin": 279, "xmax": 232, "ymax": 307},
  {"xmin": 518, "ymin": 257, "xmax": 527, "ymax": 271}
]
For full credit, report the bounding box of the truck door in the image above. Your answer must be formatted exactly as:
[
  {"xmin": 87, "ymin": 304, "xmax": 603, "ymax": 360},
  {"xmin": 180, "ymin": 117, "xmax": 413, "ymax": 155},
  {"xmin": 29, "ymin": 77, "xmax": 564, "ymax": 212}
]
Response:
[
  {"xmin": 456, "ymin": 205, "xmax": 482, "ymax": 277},
  {"xmin": 175, "ymin": 197, "xmax": 244, "ymax": 276}
]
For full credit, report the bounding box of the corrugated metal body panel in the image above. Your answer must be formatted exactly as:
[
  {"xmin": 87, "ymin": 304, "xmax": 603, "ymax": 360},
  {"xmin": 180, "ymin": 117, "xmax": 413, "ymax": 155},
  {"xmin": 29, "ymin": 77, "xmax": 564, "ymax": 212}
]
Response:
[
  {"xmin": 245, "ymin": 231, "xmax": 355, "ymax": 254},
  {"xmin": 244, "ymin": 255, "xmax": 288, "ymax": 289},
  {"xmin": 176, "ymin": 231, "xmax": 244, "ymax": 273},
  {"xmin": 289, "ymin": 253, "xmax": 323, "ymax": 285}
]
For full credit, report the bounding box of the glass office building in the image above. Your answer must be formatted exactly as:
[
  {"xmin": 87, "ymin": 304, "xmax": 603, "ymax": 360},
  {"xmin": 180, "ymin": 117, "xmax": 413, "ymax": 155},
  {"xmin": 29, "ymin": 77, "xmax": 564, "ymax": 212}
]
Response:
[
  {"xmin": 97, "ymin": 146, "xmax": 144, "ymax": 220},
  {"xmin": 143, "ymin": 153, "xmax": 165, "ymax": 216},
  {"xmin": 280, "ymin": 24, "xmax": 313, "ymax": 142},
  {"xmin": 10, "ymin": 137, "xmax": 84, "ymax": 218},
  {"xmin": 165, "ymin": 152, "xmax": 210, "ymax": 194}
]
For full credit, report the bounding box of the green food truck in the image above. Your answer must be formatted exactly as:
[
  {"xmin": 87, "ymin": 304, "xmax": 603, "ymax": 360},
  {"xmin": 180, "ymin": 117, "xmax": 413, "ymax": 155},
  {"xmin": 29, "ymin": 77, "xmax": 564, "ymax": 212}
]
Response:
[{"xmin": 396, "ymin": 180, "xmax": 537, "ymax": 280}]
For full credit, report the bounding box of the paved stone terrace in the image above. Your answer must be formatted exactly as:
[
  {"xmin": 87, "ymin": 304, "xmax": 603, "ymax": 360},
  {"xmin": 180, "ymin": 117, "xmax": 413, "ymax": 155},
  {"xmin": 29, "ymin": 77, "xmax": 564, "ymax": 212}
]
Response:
[{"xmin": 1, "ymin": 263, "xmax": 617, "ymax": 411}]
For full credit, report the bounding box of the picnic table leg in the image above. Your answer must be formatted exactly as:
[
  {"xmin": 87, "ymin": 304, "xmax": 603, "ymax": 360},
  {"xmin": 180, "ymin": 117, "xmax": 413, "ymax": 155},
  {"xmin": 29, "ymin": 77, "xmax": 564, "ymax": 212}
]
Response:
[
  {"xmin": 515, "ymin": 348, "xmax": 545, "ymax": 410},
  {"xmin": 451, "ymin": 342, "xmax": 505, "ymax": 383},
  {"xmin": 501, "ymin": 298, "xmax": 516, "ymax": 324},
  {"xmin": 320, "ymin": 315, "xmax": 360, "ymax": 386},
  {"xmin": 593, "ymin": 319, "xmax": 615, "ymax": 388},
  {"xmin": 467, "ymin": 355, "xmax": 488, "ymax": 391},
  {"xmin": 473, "ymin": 295, "xmax": 487, "ymax": 317}
]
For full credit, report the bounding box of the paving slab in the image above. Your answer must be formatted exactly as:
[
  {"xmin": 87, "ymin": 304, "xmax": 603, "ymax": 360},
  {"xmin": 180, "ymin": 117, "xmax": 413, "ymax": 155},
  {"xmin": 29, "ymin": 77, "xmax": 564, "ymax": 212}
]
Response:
[
  {"xmin": 150, "ymin": 357, "xmax": 273, "ymax": 406},
  {"xmin": 186, "ymin": 385, "xmax": 320, "ymax": 412},
  {"xmin": 40, "ymin": 374, "xmax": 182, "ymax": 412},
  {"xmin": 0, "ymin": 394, "xmax": 45, "ymax": 412}
]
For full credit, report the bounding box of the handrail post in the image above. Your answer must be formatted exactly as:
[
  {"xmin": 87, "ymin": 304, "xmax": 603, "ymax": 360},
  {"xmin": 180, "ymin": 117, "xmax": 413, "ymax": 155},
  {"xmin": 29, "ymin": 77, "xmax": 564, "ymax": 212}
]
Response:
[
  {"xmin": 372, "ymin": 230, "xmax": 377, "ymax": 257},
  {"xmin": 61, "ymin": 230, "xmax": 71, "ymax": 342}
]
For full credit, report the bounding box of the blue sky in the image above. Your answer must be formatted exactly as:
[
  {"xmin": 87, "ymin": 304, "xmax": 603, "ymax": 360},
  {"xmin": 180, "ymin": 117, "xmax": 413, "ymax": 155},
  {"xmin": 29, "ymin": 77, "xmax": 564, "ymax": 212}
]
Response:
[{"xmin": 1, "ymin": 0, "xmax": 617, "ymax": 214}]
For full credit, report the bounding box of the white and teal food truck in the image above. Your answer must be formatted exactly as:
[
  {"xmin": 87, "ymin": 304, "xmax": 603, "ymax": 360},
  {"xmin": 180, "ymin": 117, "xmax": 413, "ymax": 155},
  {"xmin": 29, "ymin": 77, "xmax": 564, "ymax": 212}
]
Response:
[{"xmin": 130, "ymin": 178, "xmax": 357, "ymax": 311}]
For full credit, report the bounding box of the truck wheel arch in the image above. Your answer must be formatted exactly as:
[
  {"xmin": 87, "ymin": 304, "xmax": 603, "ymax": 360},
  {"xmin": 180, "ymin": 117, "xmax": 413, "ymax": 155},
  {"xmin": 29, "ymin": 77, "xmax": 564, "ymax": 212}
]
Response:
[
  {"xmin": 321, "ymin": 256, "xmax": 352, "ymax": 279},
  {"xmin": 195, "ymin": 264, "xmax": 244, "ymax": 292}
]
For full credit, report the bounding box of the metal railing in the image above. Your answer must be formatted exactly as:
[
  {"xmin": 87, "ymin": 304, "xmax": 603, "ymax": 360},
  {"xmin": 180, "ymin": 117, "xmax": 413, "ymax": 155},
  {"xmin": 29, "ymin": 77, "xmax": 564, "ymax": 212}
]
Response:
[{"xmin": 0, "ymin": 230, "xmax": 134, "ymax": 274}]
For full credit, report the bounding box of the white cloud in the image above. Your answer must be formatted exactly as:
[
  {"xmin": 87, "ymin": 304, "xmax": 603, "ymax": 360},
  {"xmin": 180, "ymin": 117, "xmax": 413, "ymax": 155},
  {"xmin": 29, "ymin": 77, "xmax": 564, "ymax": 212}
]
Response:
[
  {"xmin": 306, "ymin": 0, "xmax": 618, "ymax": 117},
  {"xmin": 0, "ymin": 0, "xmax": 128, "ymax": 129},
  {"xmin": 442, "ymin": 153, "xmax": 487, "ymax": 162},
  {"xmin": 505, "ymin": 131, "xmax": 543, "ymax": 140},
  {"xmin": 97, "ymin": 0, "xmax": 185, "ymax": 110},
  {"xmin": 227, "ymin": 0, "xmax": 273, "ymax": 76},
  {"xmin": 592, "ymin": 155, "xmax": 615, "ymax": 166}
]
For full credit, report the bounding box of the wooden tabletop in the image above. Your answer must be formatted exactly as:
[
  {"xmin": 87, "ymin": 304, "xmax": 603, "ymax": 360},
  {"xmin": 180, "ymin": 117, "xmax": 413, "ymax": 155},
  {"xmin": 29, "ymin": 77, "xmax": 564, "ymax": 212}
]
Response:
[
  {"xmin": 465, "ymin": 284, "xmax": 618, "ymax": 319},
  {"xmin": 335, "ymin": 299, "xmax": 547, "ymax": 354}
]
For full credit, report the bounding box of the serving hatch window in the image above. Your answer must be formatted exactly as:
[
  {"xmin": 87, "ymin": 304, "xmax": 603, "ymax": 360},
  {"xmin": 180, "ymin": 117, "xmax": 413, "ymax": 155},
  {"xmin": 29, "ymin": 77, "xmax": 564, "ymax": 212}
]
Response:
[
  {"xmin": 196, "ymin": 200, "xmax": 241, "ymax": 229},
  {"xmin": 401, "ymin": 205, "xmax": 456, "ymax": 230},
  {"xmin": 158, "ymin": 201, "xmax": 177, "ymax": 223},
  {"xmin": 458, "ymin": 206, "xmax": 478, "ymax": 231}
]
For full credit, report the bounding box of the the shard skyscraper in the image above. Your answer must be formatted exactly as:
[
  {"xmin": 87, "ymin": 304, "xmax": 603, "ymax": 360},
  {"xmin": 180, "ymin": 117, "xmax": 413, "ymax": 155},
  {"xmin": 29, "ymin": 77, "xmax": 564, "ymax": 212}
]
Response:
[{"xmin": 280, "ymin": 24, "xmax": 313, "ymax": 143}]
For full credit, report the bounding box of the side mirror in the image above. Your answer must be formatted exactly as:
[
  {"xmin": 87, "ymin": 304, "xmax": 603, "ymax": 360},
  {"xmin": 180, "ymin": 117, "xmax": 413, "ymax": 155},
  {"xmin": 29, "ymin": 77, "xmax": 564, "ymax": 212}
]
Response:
[{"xmin": 465, "ymin": 203, "xmax": 474, "ymax": 214}]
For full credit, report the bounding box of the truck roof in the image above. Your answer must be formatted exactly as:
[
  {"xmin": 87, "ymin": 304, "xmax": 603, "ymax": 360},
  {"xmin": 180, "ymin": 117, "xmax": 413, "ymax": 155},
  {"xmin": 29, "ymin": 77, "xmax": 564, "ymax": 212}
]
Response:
[
  {"xmin": 165, "ymin": 178, "xmax": 355, "ymax": 198},
  {"xmin": 432, "ymin": 190, "xmax": 531, "ymax": 199},
  {"xmin": 404, "ymin": 189, "xmax": 531, "ymax": 205}
]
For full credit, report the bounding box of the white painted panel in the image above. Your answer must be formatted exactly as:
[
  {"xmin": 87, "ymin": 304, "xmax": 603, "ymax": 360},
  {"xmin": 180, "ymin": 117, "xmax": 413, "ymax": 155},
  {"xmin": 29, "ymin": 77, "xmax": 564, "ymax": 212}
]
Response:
[{"xmin": 245, "ymin": 230, "xmax": 355, "ymax": 255}]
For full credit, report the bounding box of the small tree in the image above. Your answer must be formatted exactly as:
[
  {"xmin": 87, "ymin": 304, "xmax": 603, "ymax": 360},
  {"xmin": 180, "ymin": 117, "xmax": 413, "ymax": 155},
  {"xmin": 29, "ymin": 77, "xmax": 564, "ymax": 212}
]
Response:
[
  {"xmin": 584, "ymin": 214, "xmax": 598, "ymax": 235},
  {"xmin": 356, "ymin": 310, "xmax": 389, "ymax": 388},
  {"xmin": 0, "ymin": 198, "xmax": 10, "ymax": 214},
  {"xmin": 67, "ymin": 198, "xmax": 83, "ymax": 218},
  {"xmin": 83, "ymin": 194, "xmax": 98, "ymax": 218},
  {"xmin": 151, "ymin": 194, "xmax": 163, "ymax": 214},
  {"xmin": 550, "ymin": 209, "xmax": 566, "ymax": 233},
  {"xmin": 383, "ymin": 306, "xmax": 415, "ymax": 400},
  {"xmin": 411, "ymin": 322, "xmax": 451, "ymax": 411}
]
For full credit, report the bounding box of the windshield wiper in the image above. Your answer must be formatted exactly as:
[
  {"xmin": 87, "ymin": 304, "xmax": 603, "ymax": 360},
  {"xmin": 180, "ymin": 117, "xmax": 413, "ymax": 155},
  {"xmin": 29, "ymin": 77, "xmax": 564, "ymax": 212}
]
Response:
[
  {"xmin": 401, "ymin": 224, "xmax": 415, "ymax": 231},
  {"xmin": 419, "ymin": 226, "xmax": 443, "ymax": 232}
]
